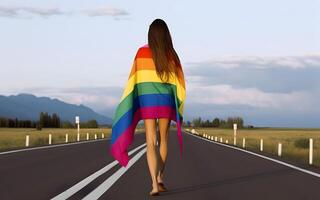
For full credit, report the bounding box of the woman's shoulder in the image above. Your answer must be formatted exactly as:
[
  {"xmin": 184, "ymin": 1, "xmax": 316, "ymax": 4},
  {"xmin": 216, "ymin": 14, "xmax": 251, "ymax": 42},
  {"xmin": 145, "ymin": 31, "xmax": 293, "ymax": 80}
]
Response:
[
  {"xmin": 135, "ymin": 44, "xmax": 152, "ymax": 59},
  {"xmin": 137, "ymin": 43, "xmax": 150, "ymax": 51}
]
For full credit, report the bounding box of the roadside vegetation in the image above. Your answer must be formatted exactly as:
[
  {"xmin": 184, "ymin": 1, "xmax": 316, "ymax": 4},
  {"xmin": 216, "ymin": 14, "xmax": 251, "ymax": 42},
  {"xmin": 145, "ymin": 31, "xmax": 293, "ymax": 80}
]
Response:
[{"xmin": 187, "ymin": 127, "xmax": 320, "ymax": 167}]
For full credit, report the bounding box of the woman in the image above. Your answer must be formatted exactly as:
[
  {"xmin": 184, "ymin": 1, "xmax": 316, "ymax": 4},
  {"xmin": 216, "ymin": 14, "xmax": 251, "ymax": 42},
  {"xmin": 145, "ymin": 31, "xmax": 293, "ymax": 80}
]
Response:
[{"xmin": 110, "ymin": 18, "xmax": 186, "ymax": 196}]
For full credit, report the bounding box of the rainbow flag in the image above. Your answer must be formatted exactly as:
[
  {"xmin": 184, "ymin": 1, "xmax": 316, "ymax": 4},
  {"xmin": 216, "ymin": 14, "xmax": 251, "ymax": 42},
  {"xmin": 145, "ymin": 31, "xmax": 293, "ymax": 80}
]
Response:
[{"xmin": 110, "ymin": 44, "xmax": 186, "ymax": 167}]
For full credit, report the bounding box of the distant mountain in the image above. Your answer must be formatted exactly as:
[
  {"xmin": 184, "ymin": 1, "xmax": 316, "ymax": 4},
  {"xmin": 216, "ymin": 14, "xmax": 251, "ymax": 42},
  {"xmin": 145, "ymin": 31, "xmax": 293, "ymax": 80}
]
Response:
[
  {"xmin": 0, "ymin": 93, "xmax": 112, "ymax": 125},
  {"xmin": 98, "ymin": 108, "xmax": 116, "ymax": 119}
]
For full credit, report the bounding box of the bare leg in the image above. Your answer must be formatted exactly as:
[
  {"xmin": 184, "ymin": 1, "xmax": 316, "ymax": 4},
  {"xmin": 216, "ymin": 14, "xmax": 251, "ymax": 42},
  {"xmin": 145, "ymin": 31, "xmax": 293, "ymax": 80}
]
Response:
[
  {"xmin": 144, "ymin": 119, "xmax": 160, "ymax": 195},
  {"xmin": 157, "ymin": 118, "xmax": 170, "ymax": 184}
]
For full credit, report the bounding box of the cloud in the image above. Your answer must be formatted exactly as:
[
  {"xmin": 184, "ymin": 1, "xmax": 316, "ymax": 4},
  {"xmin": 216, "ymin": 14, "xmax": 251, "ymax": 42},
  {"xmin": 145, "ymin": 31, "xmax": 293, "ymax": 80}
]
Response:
[
  {"xmin": 0, "ymin": 5, "xmax": 19, "ymax": 17},
  {"xmin": 186, "ymin": 53, "xmax": 320, "ymax": 69},
  {"xmin": 0, "ymin": 5, "xmax": 130, "ymax": 19},
  {"xmin": 0, "ymin": 5, "xmax": 68, "ymax": 18},
  {"xmin": 186, "ymin": 83, "xmax": 315, "ymax": 111},
  {"xmin": 24, "ymin": 7, "xmax": 67, "ymax": 17},
  {"xmin": 180, "ymin": 53, "xmax": 320, "ymax": 127},
  {"xmin": 85, "ymin": 7, "xmax": 129, "ymax": 17},
  {"xmin": 185, "ymin": 53, "xmax": 320, "ymax": 93}
]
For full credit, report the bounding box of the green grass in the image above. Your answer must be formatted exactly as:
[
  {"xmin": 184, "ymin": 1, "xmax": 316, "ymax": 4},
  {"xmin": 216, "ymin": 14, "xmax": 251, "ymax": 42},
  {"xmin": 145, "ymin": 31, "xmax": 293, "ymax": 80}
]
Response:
[{"xmin": 186, "ymin": 127, "xmax": 320, "ymax": 167}]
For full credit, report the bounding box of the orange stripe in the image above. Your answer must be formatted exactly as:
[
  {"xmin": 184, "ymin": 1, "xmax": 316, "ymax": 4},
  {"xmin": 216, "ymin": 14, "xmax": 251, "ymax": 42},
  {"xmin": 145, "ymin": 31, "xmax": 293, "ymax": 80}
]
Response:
[
  {"xmin": 130, "ymin": 46, "xmax": 186, "ymax": 89},
  {"xmin": 128, "ymin": 58, "xmax": 155, "ymax": 78}
]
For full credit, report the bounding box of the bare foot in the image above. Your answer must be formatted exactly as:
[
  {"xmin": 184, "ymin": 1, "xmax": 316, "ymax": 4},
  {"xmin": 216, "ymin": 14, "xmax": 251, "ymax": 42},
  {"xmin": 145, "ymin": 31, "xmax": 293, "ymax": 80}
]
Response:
[
  {"xmin": 157, "ymin": 172, "xmax": 167, "ymax": 192},
  {"xmin": 158, "ymin": 183, "xmax": 167, "ymax": 192},
  {"xmin": 149, "ymin": 190, "xmax": 159, "ymax": 196},
  {"xmin": 157, "ymin": 172, "xmax": 164, "ymax": 183},
  {"xmin": 149, "ymin": 183, "xmax": 159, "ymax": 196}
]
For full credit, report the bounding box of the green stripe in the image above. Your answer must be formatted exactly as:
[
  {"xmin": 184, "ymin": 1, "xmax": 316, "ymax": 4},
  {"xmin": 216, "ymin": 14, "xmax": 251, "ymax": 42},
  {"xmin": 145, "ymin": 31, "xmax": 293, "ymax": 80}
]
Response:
[{"xmin": 112, "ymin": 82, "xmax": 183, "ymax": 124}]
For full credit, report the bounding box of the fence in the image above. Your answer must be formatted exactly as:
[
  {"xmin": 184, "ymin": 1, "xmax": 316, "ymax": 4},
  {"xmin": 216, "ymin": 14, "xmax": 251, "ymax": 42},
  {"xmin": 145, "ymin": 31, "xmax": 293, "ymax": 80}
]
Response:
[
  {"xmin": 186, "ymin": 128, "xmax": 317, "ymax": 166},
  {"xmin": 24, "ymin": 132, "xmax": 106, "ymax": 147}
]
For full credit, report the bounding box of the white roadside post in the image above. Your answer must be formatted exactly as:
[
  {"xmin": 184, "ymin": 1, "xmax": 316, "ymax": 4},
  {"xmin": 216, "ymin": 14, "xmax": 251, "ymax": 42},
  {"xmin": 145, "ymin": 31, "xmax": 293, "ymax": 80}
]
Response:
[
  {"xmin": 278, "ymin": 143, "xmax": 282, "ymax": 157},
  {"xmin": 220, "ymin": 137, "xmax": 223, "ymax": 143},
  {"xmin": 75, "ymin": 116, "xmax": 80, "ymax": 142},
  {"xmin": 226, "ymin": 140, "xmax": 229, "ymax": 144},
  {"xmin": 309, "ymin": 138, "xmax": 313, "ymax": 165},
  {"xmin": 25, "ymin": 135, "xmax": 29, "ymax": 147},
  {"xmin": 102, "ymin": 133, "xmax": 104, "ymax": 138},
  {"xmin": 215, "ymin": 136, "xmax": 217, "ymax": 142},
  {"xmin": 260, "ymin": 139, "xmax": 263, "ymax": 151},
  {"xmin": 49, "ymin": 134, "xmax": 52, "ymax": 145},
  {"xmin": 242, "ymin": 138, "xmax": 246, "ymax": 148},
  {"xmin": 86, "ymin": 133, "xmax": 89, "ymax": 140},
  {"xmin": 95, "ymin": 134, "xmax": 97, "ymax": 140},
  {"xmin": 65, "ymin": 134, "xmax": 68, "ymax": 143},
  {"xmin": 233, "ymin": 123, "xmax": 237, "ymax": 145}
]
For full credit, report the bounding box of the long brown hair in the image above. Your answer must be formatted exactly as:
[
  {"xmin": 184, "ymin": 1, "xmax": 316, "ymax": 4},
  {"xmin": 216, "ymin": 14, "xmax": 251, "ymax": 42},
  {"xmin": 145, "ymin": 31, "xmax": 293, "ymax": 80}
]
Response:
[{"xmin": 148, "ymin": 19, "xmax": 181, "ymax": 83}]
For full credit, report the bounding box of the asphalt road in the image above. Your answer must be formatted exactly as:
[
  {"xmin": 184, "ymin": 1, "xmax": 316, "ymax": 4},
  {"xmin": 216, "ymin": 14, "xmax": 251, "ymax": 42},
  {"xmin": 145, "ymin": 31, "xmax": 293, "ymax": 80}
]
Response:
[{"xmin": 0, "ymin": 131, "xmax": 320, "ymax": 200}]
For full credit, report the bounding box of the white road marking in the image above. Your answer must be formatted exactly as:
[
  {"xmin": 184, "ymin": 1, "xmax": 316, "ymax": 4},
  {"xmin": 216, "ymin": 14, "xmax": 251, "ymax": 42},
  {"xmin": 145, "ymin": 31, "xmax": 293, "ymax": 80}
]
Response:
[
  {"xmin": 186, "ymin": 131, "xmax": 320, "ymax": 178},
  {"xmin": 51, "ymin": 143, "xmax": 146, "ymax": 200},
  {"xmin": 82, "ymin": 147, "xmax": 147, "ymax": 200},
  {"xmin": 0, "ymin": 138, "xmax": 110, "ymax": 156}
]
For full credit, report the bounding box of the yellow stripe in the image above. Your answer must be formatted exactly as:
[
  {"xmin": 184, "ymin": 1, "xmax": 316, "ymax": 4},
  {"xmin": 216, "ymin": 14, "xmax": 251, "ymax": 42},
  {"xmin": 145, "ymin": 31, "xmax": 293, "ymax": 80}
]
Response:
[
  {"xmin": 120, "ymin": 70, "xmax": 186, "ymax": 103},
  {"xmin": 178, "ymin": 101, "xmax": 184, "ymax": 115}
]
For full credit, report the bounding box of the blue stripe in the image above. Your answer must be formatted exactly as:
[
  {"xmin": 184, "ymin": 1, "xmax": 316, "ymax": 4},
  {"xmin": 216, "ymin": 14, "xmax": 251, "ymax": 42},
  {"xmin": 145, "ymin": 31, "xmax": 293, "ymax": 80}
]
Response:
[{"xmin": 111, "ymin": 93, "xmax": 176, "ymax": 144}]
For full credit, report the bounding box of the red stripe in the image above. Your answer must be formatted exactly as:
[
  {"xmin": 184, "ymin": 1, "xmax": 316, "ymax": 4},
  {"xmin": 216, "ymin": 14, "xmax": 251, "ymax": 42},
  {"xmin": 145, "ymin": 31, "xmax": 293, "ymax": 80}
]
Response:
[{"xmin": 135, "ymin": 46, "xmax": 152, "ymax": 59}]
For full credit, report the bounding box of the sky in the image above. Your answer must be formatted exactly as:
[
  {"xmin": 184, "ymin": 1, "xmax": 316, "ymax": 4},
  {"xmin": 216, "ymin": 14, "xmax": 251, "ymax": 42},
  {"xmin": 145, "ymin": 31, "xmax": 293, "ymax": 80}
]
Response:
[{"xmin": 0, "ymin": 0, "xmax": 319, "ymax": 127}]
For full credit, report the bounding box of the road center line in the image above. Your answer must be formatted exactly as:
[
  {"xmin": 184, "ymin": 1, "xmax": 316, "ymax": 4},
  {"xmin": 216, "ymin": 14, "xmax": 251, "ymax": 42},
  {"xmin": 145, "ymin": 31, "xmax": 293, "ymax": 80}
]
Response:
[
  {"xmin": 82, "ymin": 147, "xmax": 147, "ymax": 200},
  {"xmin": 51, "ymin": 142, "xmax": 146, "ymax": 200},
  {"xmin": 186, "ymin": 131, "xmax": 320, "ymax": 178}
]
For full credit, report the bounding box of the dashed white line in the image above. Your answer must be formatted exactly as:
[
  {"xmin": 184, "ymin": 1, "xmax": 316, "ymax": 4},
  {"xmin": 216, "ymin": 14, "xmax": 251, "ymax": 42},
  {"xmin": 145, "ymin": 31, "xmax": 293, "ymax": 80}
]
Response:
[
  {"xmin": 83, "ymin": 147, "xmax": 147, "ymax": 200},
  {"xmin": 51, "ymin": 143, "xmax": 146, "ymax": 200}
]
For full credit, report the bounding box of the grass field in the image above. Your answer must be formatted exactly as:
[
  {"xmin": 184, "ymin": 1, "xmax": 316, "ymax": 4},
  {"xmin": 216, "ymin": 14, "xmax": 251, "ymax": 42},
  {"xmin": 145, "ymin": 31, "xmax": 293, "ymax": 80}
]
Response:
[
  {"xmin": 0, "ymin": 127, "xmax": 149, "ymax": 152},
  {"xmin": 186, "ymin": 127, "xmax": 320, "ymax": 167},
  {"xmin": 0, "ymin": 128, "xmax": 114, "ymax": 152}
]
